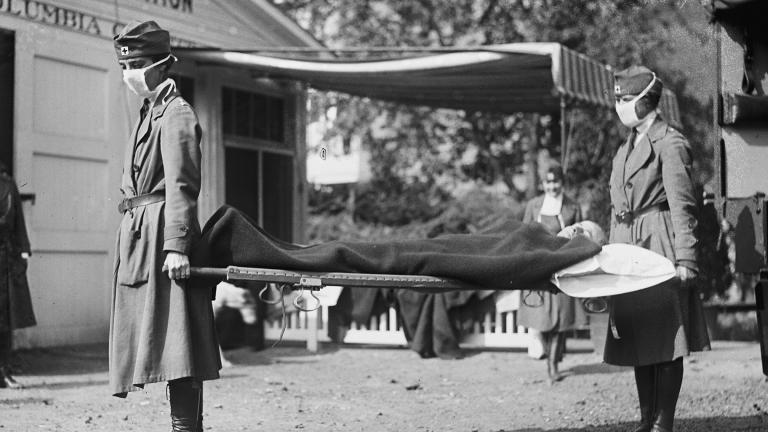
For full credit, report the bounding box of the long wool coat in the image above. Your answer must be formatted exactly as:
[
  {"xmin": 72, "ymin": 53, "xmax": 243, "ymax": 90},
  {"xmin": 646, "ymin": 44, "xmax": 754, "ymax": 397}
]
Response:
[
  {"xmin": 605, "ymin": 115, "xmax": 710, "ymax": 367},
  {"xmin": 109, "ymin": 81, "xmax": 220, "ymax": 397},
  {"xmin": 517, "ymin": 194, "xmax": 586, "ymax": 332},
  {"xmin": 0, "ymin": 174, "xmax": 35, "ymax": 332}
]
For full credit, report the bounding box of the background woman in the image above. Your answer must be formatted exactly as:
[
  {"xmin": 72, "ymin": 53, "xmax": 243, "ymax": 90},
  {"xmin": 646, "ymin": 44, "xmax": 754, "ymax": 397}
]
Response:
[
  {"xmin": 0, "ymin": 162, "xmax": 34, "ymax": 389},
  {"xmin": 517, "ymin": 164, "xmax": 586, "ymax": 384}
]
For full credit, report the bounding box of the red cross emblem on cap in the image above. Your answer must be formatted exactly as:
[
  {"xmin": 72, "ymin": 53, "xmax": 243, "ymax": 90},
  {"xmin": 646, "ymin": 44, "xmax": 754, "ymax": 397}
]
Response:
[
  {"xmin": 614, "ymin": 84, "xmax": 621, "ymax": 94},
  {"xmin": 120, "ymin": 46, "xmax": 129, "ymax": 55}
]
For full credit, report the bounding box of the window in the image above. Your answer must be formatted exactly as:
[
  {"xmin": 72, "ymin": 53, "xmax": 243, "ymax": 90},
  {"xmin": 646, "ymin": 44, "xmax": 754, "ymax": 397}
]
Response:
[
  {"xmin": 171, "ymin": 74, "xmax": 195, "ymax": 106},
  {"xmin": 222, "ymin": 87, "xmax": 285, "ymax": 143},
  {"xmin": 222, "ymin": 86, "xmax": 294, "ymax": 242}
]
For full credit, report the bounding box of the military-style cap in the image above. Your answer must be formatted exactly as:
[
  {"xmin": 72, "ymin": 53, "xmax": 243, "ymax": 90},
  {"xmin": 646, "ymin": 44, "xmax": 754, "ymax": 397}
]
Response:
[
  {"xmin": 113, "ymin": 20, "xmax": 171, "ymax": 60},
  {"xmin": 614, "ymin": 65, "xmax": 660, "ymax": 97}
]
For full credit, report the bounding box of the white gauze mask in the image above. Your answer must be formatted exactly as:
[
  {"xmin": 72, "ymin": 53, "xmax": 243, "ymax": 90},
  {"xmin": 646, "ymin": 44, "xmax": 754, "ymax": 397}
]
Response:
[
  {"xmin": 122, "ymin": 54, "xmax": 172, "ymax": 97},
  {"xmin": 615, "ymin": 74, "xmax": 657, "ymax": 128}
]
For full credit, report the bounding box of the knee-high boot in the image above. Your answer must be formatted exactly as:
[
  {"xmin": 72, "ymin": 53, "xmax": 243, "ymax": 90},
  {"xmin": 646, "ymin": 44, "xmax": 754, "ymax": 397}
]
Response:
[
  {"xmin": 0, "ymin": 331, "xmax": 22, "ymax": 390},
  {"xmin": 632, "ymin": 364, "xmax": 656, "ymax": 432},
  {"xmin": 168, "ymin": 379, "xmax": 204, "ymax": 432},
  {"xmin": 651, "ymin": 358, "xmax": 683, "ymax": 432}
]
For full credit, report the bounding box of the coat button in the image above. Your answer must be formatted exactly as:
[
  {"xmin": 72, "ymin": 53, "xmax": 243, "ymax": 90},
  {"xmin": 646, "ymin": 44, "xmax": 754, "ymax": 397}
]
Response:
[
  {"xmin": 133, "ymin": 164, "xmax": 140, "ymax": 172},
  {"xmin": 626, "ymin": 182, "xmax": 633, "ymax": 189}
]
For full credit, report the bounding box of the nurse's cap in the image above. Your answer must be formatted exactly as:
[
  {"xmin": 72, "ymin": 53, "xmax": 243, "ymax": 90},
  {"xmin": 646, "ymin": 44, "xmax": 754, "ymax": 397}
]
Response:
[
  {"xmin": 613, "ymin": 65, "xmax": 660, "ymax": 97},
  {"xmin": 114, "ymin": 20, "xmax": 171, "ymax": 60}
]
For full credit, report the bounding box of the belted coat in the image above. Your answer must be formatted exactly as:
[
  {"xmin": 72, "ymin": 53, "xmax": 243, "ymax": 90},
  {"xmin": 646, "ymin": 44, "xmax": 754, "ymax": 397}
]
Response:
[
  {"xmin": 605, "ymin": 115, "xmax": 710, "ymax": 367},
  {"xmin": 0, "ymin": 174, "xmax": 35, "ymax": 332},
  {"xmin": 517, "ymin": 194, "xmax": 586, "ymax": 332},
  {"xmin": 109, "ymin": 80, "xmax": 220, "ymax": 396}
]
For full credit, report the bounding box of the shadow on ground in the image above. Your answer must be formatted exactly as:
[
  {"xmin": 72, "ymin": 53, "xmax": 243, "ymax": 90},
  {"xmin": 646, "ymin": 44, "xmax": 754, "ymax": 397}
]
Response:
[
  {"xmin": 566, "ymin": 362, "xmax": 629, "ymax": 376},
  {"xmin": 507, "ymin": 415, "xmax": 768, "ymax": 431},
  {"xmin": 13, "ymin": 344, "xmax": 109, "ymax": 376}
]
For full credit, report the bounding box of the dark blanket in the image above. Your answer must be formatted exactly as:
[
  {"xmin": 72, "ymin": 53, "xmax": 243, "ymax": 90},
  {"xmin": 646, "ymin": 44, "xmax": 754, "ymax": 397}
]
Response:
[{"xmin": 194, "ymin": 206, "xmax": 601, "ymax": 290}]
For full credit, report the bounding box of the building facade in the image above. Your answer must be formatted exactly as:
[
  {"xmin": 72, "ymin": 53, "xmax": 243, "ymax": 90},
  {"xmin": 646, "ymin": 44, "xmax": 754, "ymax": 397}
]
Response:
[{"xmin": 0, "ymin": 0, "xmax": 319, "ymax": 347}]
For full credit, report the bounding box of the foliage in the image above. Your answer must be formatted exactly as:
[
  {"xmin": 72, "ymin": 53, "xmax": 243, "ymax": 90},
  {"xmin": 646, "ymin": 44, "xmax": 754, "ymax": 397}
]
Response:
[{"xmin": 307, "ymin": 181, "xmax": 524, "ymax": 242}]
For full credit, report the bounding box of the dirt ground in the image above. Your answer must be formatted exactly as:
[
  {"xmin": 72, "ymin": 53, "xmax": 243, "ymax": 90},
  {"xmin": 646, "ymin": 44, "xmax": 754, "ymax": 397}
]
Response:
[{"xmin": 0, "ymin": 339, "xmax": 767, "ymax": 432}]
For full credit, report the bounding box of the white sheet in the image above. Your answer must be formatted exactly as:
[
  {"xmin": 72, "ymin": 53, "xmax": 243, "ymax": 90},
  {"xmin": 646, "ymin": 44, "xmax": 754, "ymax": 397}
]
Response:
[{"xmin": 552, "ymin": 243, "xmax": 676, "ymax": 298}]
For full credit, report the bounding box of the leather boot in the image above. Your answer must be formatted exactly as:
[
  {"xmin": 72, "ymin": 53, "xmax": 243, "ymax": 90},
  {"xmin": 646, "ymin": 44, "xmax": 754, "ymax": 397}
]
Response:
[
  {"xmin": 168, "ymin": 379, "xmax": 204, "ymax": 432},
  {"xmin": 632, "ymin": 364, "xmax": 655, "ymax": 432},
  {"xmin": 651, "ymin": 358, "xmax": 683, "ymax": 432},
  {"xmin": 0, "ymin": 366, "xmax": 24, "ymax": 390}
]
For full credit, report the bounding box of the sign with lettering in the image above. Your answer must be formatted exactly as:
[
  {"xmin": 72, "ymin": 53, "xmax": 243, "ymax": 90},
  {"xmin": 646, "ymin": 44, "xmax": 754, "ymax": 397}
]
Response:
[
  {"xmin": 0, "ymin": 0, "xmax": 199, "ymax": 46},
  {"xmin": 145, "ymin": 0, "xmax": 193, "ymax": 13}
]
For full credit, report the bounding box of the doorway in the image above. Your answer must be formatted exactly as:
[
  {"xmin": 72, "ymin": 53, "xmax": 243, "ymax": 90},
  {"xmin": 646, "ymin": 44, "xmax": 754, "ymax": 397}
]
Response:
[{"xmin": 0, "ymin": 30, "xmax": 13, "ymax": 175}]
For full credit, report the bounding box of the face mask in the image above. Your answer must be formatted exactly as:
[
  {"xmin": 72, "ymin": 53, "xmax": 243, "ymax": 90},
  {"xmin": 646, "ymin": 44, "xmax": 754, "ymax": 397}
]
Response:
[
  {"xmin": 615, "ymin": 74, "xmax": 657, "ymax": 128},
  {"xmin": 121, "ymin": 54, "xmax": 171, "ymax": 97}
]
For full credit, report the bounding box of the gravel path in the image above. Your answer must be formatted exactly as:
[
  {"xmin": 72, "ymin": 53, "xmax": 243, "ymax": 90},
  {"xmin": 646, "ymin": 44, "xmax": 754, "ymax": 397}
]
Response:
[{"xmin": 1, "ymin": 340, "xmax": 766, "ymax": 431}]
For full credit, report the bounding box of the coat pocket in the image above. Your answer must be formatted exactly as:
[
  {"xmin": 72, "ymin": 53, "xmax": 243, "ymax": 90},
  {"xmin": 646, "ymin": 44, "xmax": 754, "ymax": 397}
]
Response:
[{"xmin": 117, "ymin": 212, "xmax": 151, "ymax": 287}]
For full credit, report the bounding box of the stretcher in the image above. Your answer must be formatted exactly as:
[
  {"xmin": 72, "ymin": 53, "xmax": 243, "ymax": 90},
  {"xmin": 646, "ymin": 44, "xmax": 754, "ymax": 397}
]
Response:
[
  {"xmin": 190, "ymin": 243, "xmax": 678, "ymax": 313},
  {"xmin": 191, "ymin": 266, "xmax": 495, "ymax": 291},
  {"xmin": 191, "ymin": 265, "xmax": 544, "ymax": 314},
  {"xmin": 192, "ymin": 243, "xmax": 676, "ymax": 293}
]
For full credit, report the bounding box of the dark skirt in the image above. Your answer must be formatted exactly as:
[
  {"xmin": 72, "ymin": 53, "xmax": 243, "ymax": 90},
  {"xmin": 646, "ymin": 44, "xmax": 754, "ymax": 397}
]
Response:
[{"xmin": 604, "ymin": 278, "xmax": 711, "ymax": 366}]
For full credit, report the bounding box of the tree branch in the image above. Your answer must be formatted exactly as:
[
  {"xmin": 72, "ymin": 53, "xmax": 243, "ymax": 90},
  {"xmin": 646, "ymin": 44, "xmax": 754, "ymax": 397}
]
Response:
[
  {"xmin": 416, "ymin": 0, "xmax": 448, "ymax": 46},
  {"xmin": 479, "ymin": 0, "xmax": 500, "ymax": 25}
]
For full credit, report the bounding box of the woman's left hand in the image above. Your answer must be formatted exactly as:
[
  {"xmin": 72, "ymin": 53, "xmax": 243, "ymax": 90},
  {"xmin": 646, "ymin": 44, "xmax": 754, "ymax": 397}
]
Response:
[{"xmin": 21, "ymin": 252, "xmax": 30, "ymax": 260}]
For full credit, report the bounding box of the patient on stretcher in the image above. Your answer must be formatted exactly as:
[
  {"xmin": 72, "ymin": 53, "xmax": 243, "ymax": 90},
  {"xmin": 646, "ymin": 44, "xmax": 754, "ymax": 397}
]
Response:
[
  {"xmin": 194, "ymin": 206, "xmax": 675, "ymax": 296},
  {"xmin": 193, "ymin": 205, "xmax": 602, "ymax": 291}
]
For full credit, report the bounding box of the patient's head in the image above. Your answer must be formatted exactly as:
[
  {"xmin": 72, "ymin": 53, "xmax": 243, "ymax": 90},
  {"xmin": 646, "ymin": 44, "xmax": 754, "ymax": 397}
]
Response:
[{"xmin": 558, "ymin": 220, "xmax": 607, "ymax": 245}]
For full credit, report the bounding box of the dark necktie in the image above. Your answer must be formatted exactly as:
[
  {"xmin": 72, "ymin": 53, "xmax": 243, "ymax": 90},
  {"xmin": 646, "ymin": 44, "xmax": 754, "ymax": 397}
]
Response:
[
  {"xmin": 623, "ymin": 129, "xmax": 638, "ymax": 184},
  {"xmin": 139, "ymin": 99, "xmax": 150, "ymax": 122},
  {"xmin": 627, "ymin": 128, "xmax": 638, "ymax": 153}
]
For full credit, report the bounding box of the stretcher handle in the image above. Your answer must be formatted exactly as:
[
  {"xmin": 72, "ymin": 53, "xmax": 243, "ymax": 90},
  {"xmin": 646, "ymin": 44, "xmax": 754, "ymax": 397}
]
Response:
[{"xmin": 190, "ymin": 267, "xmax": 228, "ymax": 279}]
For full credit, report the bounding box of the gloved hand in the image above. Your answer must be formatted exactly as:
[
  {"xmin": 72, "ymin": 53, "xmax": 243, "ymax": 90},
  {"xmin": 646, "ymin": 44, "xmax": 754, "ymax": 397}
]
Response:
[{"xmin": 163, "ymin": 251, "xmax": 190, "ymax": 280}]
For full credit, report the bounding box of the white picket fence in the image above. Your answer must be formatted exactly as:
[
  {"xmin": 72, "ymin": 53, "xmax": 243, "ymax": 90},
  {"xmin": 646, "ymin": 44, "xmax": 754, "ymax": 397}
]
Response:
[{"xmin": 264, "ymin": 304, "xmax": 532, "ymax": 352}]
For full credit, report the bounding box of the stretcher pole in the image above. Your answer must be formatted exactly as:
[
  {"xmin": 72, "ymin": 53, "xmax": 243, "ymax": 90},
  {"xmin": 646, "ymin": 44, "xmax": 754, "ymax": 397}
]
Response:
[{"xmin": 190, "ymin": 266, "xmax": 494, "ymax": 291}]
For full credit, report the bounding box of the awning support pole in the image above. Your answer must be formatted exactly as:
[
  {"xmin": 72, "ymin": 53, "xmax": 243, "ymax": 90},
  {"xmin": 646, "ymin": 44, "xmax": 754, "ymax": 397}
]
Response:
[{"xmin": 560, "ymin": 98, "xmax": 568, "ymax": 174}]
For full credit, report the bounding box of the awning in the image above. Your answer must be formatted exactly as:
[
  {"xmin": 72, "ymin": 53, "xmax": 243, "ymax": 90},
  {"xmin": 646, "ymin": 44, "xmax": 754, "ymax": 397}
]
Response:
[{"xmin": 176, "ymin": 42, "xmax": 681, "ymax": 127}]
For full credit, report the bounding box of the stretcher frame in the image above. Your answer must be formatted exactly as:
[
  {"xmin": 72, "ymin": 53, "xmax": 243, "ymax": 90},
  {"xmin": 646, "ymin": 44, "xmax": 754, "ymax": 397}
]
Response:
[{"xmin": 191, "ymin": 266, "xmax": 496, "ymax": 291}]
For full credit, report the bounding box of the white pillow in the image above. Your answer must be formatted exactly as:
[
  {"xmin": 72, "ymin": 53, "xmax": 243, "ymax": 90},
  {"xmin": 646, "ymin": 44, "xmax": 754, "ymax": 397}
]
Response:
[{"xmin": 552, "ymin": 243, "xmax": 676, "ymax": 298}]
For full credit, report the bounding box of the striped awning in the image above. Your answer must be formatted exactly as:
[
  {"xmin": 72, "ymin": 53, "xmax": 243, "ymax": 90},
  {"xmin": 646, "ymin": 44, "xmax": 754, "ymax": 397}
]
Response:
[{"xmin": 176, "ymin": 42, "xmax": 681, "ymax": 127}]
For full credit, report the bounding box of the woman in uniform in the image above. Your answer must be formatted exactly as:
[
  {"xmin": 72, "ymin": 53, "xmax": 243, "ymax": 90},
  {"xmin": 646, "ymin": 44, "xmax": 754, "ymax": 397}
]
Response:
[
  {"xmin": 608, "ymin": 66, "xmax": 710, "ymax": 432},
  {"xmin": 110, "ymin": 21, "xmax": 220, "ymax": 432},
  {"xmin": 518, "ymin": 164, "xmax": 586, "ymax": 384}
]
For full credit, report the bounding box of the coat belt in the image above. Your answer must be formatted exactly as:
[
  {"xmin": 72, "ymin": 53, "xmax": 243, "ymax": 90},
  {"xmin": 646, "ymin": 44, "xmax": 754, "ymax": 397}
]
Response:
[
  {"xmin": 615, "ymin": 201, "xmax": 669, "ymax": 225},
  {"xmin": 118, "ymin": 191, "xmax": 165, "ymax": 214}
]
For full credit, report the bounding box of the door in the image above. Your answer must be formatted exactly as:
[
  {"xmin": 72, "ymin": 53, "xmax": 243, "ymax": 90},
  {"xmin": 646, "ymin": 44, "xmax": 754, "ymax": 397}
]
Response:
[
  {"xmin": 12, "ymin": 29, "xmax": 124, "ymax": 347},
  {"xmin": 0, "ymin": 30, "xmax": 12, "ymax": 174}
]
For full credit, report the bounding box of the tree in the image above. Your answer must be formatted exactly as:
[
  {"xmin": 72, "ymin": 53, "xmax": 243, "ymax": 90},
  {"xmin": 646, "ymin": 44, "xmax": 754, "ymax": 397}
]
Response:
[{"xmin": 275, "ymin": 0, "xmax": 714, "ymax": 233}]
